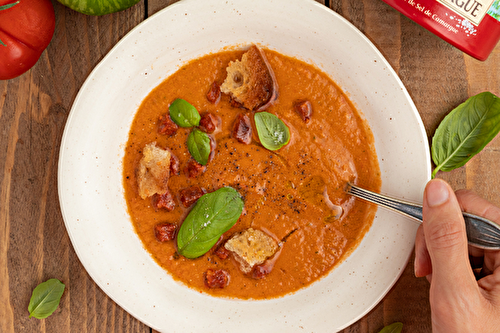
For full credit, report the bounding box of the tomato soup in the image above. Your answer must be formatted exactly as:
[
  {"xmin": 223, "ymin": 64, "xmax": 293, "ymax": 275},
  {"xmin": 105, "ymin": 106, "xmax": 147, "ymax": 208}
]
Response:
[{"xmin": 122, "ymin": 47, "xmax": 381, "ymax": 299}]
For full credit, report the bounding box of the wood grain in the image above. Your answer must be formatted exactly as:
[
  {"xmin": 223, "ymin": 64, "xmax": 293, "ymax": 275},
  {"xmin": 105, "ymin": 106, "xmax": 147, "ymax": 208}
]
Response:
[
  {"xmin": 1, "ymin": 0, "xmax": 499, "ymax": 332},
  {"xmin": 1, "ymin": 1, "xmax": 149, "ymax": 332}
]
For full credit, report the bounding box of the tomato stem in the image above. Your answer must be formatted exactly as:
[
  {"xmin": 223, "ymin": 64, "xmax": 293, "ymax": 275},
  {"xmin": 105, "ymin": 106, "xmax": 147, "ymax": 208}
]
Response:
[{"xmin": 0, "ymin": 1, "xmax": 20, "ymax": 46}]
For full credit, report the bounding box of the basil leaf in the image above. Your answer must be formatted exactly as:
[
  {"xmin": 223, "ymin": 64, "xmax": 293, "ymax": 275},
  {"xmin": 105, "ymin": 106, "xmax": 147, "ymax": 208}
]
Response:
[
  {"xmin": 169, "ymin": 98, "xmax": 200, "ymax": 127},
  {"xmin": 378, "ymin": 322, "xmax": 403, "ymax": 333},
  {"xmin": 177, "ymin": 187, "xmax": 244, "ymax": 259},
  {"xmin": 28, "ymin": 279, "xmax": 65, "ymax": 319},
  {"xmin": 254, "ymin": 112, "xmax": 290, "ymax": 150},
  {"xmin": 431, "ymin": 92, "xmax": 500, "ymax": 178},
  {"xmin": 187, "ymin": 128, "xmax": 211, "ymax": 165}
]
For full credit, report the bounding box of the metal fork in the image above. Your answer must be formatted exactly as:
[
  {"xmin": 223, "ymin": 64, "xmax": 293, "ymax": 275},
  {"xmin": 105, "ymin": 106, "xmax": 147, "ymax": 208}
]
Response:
[{"xmin": 346, "ymin": 183, "xmax": 500, "ymax": 250}]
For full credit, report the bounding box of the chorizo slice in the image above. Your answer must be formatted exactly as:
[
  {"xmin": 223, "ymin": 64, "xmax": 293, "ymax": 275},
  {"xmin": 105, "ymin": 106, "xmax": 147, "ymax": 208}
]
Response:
[
  {"xmin": 179, "ymin": 186, "xmax": 206, "ymax": 207},
  {"xmin": 170, "ymin": 154, "xmax": 180, "ymax": 176},
  {"xmin": 206, "ymin": 81, "xmax": 221, "ymax": 104},
  {"xmin": 158, "ymin": 113, "xmax": 179, "ymax": 136},
  {"xmin": 199, "ymin": 112, "xmax": 219, "ymax": 134},
  {"xmin": 232, "ymin": 113, "xmax": 252, "ymax": 144},
  {"xmin": 214, "ymin": 246, "xmax": 230, "ymax": 260},
  {"xmin": 154, "ymin": 222, "xmax": 177, "ymax": 242},
  {"xmin": 204, "ymin": 269, "xmax": 230, "ymax": 289},
  {"xmin": 294, "ymin": 100, "xmax": 312, "ymax": 123},
  {"xmin": 153, "ymin": 190, "xmax": 175, "ymax": 211},
  {"xmin": 185, "ymin": 159, "xmax": 206, "ymax": 178}
]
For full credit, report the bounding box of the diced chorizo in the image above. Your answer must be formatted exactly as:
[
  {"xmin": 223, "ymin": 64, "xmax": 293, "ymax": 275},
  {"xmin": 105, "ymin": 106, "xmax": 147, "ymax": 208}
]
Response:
[
  {"xmin": 158, "ymin": 113, "xmax": 179, "ymax": 136},
  {"xmin": 230, "ymin": 97, "xmax": 243, "ymax": 109},
  {"xmin": 206, "ymin": 82, "xmax": 221, "ymax": 104},
  {"xmin": 154, "ymin": 222, "xmax": 176, "ymax": 242},
  {"xmin": 251, "ymin": 264, "xmax": 272, "ymax": 279},
  {"xmin": 153, "ymin": 190, "xmax": 175, "ymax": 211},
  {"xmin": 204, "ymin": 269, "xmax": 229, "ymax": 289},
  {"xmin": 179, "ymin": 186, "xmax": 206, "ymax": 207},
  {"xmin": 214, "ymin": 246, "xmax": 230, "ymax": 260},
  {"xmin": 170, "ymin": 154, "xmax": 180, "ymax": 176},
  {"xmin": 185, "ymin": 159, "xmax": 206, "ymax": 178},
  {"xmin": 251, "ymin": 245, "xmax": 281, "ymax": 279},
  {"xmin": 208, "ymin": 136, "xmax": 216, "ymax": 163},
  {"xmin": 232, "ymin": 113, "xmax": 252, "ymax": 144},
  {"xmin": 293, "ymin": 100, "xmax": 312, "ymax": 123},
  {"xmin": 199, "ymin": 113, "xmax": 219, "ymax": 134}
]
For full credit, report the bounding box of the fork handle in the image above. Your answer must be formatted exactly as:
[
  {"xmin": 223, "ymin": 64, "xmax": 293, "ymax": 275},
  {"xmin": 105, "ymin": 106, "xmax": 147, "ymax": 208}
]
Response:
[
  {"xmin": 347, "ymin": 184, "xmax": 423, "ymax": 221},
  {"xmin": 347, "ymin": 184, "xmax": 500, "ymax": 250}
]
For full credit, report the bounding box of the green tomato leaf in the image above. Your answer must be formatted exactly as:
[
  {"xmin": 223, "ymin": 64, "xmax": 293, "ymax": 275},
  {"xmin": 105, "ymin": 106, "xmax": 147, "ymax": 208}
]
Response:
[
  {"xmin": 0, "ymin": 1, "xmax": 19, "ymax": 11},
  {"xmin": 28, "ymin": 279, "xmax": 65, "ymax": 319},
  {"xmin": 378, "ymin": 322, "xmax": 403, "ymax": 333},
  {"xmin": 431, "ymin": 92, "xmax": 500, "ymax": 178},
  {"xmin": 57, "ymin": 0, "xmax": 140, "ymax": 16},
  {"xmin": 187, "ymin": 128, "xmax": 211, "ymax": 166},
  {"xmin": 177, "ymin": 187, "xmax": 244, "ymax": 259},
  {"xmin": 169, "ymin": 98, "xmax": 201, "ymax": 128},
  {"xmin": 0, "ymin": 1, "xmax": 20, "ymax": 46},
  {"xmin": 254, "ymin": 112, "xmax": 290, "ymax": 151}
]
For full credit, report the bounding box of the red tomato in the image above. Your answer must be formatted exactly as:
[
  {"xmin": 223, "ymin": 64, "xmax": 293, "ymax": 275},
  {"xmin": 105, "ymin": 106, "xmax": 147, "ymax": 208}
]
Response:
[{"xmin": 0, "ymin": 0, "xmax": 55, "ymax": 80}]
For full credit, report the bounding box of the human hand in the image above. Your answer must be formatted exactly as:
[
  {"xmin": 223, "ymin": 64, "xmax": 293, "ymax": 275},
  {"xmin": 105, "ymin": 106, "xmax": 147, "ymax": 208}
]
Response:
[{"xmin": 414, "ymin": 179, "xmax": 500, "ymax": 333}]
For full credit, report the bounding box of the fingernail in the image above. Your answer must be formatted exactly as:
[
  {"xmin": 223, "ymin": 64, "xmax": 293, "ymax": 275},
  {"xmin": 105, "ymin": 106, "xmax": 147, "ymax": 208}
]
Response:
[
  {"xmin": 414, "ymin": 252, "xmax": 421, "ymax": 277},
  {"xmin": 426, "ymin": 180, "xmax": 450, "ymax": 207}
]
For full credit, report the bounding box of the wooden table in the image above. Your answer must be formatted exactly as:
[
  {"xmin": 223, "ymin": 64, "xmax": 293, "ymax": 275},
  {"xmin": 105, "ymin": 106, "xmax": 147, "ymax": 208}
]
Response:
[{"xmin": 1, "ymin": 0, "xmax": 499, "ymax": 332}]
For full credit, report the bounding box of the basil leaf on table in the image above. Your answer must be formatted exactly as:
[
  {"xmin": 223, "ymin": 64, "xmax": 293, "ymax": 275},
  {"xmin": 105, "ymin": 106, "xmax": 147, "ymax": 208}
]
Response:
[
  {"xmin": 169, "ymin": 98, "xmax": 200, "ymax": 127},
  {"xmin": 28, "ymin": 279, "xmax": 65, "ymax": 319},
  {"xmin": 431, "ymin": 92, "xmax": 500, "ymax": 178},
  {"xmin": 378, "ymin": 322, "xmax": 403, "ymax": 333},
  {"xmin": 177, "ymin": 187, "xmax": 244, "ymax": 259},
  {"xmin": 254, "ymin": 112, "xmax": 290, "ymax": 150},
  {"xmin": 187, "ymin": 128, "xmax": 211, "ymax": 165}
]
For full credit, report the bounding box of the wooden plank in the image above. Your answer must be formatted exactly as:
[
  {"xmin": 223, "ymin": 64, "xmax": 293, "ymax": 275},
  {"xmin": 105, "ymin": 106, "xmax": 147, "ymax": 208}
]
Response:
[
  {"xmin": 363, "ymin": 0, "xmax": 402, "ymax": 73},
  {"xmin": 0, "ymin": 1, "xmax": 150, "ymax": 332},
  {"xmin": 147, "ymin": 0, "xmax": 180, "ymax": 17},
  {"xmin": 464, "ymin": 46, "xmax": 500, "ymax": 204}
]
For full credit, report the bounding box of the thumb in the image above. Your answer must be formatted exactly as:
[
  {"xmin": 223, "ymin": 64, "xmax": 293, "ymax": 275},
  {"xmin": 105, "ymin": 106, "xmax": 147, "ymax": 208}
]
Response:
[{"xmin": 422, "ymin": 179, "xmax": 476, "ymax": 290}]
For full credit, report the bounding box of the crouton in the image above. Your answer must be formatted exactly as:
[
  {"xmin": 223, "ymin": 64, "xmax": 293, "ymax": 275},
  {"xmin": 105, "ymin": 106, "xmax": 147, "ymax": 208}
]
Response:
[
  {"xmin": 220, "ymin": 45, "xmax": 278, "ymax": 111},
  {"xmin": 137, "ymin": 142, "xmax": 171, "ymax": 199},
  {"xmin": 224, "ymin": 228, "xmax": 278, "ymax": 273}
]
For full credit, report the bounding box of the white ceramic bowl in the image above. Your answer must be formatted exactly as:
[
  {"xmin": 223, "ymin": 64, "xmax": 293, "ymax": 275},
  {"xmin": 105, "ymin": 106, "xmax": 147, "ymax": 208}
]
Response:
[{"xmin": 58, "ymin": 0, "xmax": 431, "ymax": 331}]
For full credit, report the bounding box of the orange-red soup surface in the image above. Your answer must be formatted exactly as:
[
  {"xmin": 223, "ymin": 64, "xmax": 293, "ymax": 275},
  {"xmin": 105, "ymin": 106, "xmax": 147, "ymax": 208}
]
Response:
[{"xmin": 123, "ymin": 48, "xmax": 381, "ymax": 299}]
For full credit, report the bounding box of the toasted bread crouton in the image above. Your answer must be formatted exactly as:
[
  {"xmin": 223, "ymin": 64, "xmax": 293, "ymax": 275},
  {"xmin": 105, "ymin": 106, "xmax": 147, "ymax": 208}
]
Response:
[
  {"xmin": 137, "ymin": 142, "xmax": 171, "ymax": 199},
  {"xmin": 220, "ymin": 45, "xmax": 278, "ymax": 111},
  {"xmin": 224, "ymin": 228, "xmax": 278, "ymax": 273}
]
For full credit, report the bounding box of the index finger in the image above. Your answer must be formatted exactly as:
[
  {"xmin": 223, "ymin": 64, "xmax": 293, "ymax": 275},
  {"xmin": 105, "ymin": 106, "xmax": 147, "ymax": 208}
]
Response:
[
  {"xmin": 456, "ymin": 189, "xmax": 500, "ymax": 276},
  {"xmin": 456, "ymin": 189, "xmax": 500, "ymax": 223}
]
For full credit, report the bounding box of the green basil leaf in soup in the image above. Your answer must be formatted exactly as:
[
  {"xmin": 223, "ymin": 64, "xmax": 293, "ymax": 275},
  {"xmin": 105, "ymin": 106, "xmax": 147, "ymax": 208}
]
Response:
[
  {"xmin": 378, "ymin": 322, "xmax": 403, "ymax": 333},
  {"xmin": 169, "ymin": 98, "xmax": 201, "ymax": 127},
  {"xmin": 254, "ymin": 112, "xmax": 290, "ymax": 150},
  {"xmin": 187, "ymin": 128, "xmax": 211, "ymax": 165},
  {"xmin": 177, "ymin": 187, "xmax": 244, "ymax": 259},
  {"xmin": 28, "ymin": 279, "xmax": 65, "ymax": 319},
  {"xmin": 431, "ymin": 92, "xmax": 500, "ymax": 178}
]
